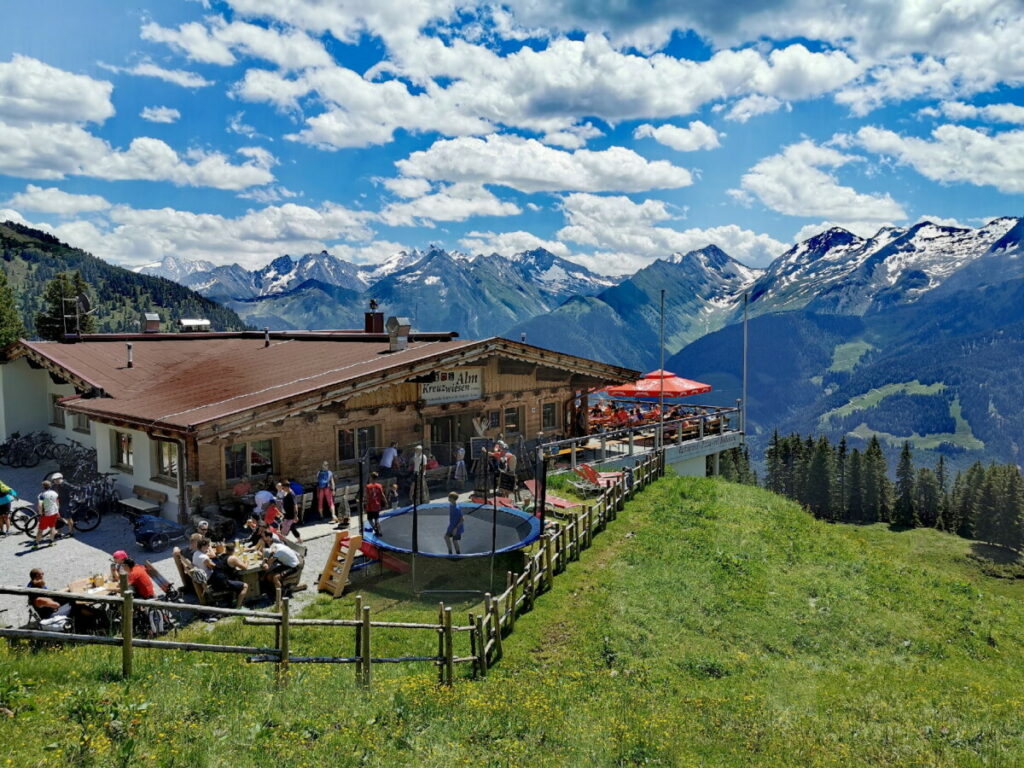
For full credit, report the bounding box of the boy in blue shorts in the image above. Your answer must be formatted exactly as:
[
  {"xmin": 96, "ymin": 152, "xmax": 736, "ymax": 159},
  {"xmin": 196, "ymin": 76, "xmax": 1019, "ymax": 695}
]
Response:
[{"xmin": 444, "ymin": 491, "xmax": 464, "ymax": 556}]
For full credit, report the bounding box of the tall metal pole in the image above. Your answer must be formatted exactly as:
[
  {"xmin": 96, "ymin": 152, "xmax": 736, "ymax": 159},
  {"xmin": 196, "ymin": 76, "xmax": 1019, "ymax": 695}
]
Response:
[
  {"xmin": 659, "ymin": 289, "xmax": 666, "ymax": 450},
  {"xmin": 742, "ymin": 292, "xmax": 749, "ymax": 436}
]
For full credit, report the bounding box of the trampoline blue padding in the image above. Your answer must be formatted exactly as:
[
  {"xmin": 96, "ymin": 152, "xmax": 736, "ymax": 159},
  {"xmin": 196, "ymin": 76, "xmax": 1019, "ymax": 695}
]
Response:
[{"xmin": 363, "ymin": 502, "xmax": 541, "ymax": 558}]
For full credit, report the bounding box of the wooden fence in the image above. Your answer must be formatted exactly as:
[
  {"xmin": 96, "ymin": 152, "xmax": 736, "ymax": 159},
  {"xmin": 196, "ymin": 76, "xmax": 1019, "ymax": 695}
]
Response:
[{"xmin": 0, "ymin": 450, "xmax": 665, "ymax": 687}]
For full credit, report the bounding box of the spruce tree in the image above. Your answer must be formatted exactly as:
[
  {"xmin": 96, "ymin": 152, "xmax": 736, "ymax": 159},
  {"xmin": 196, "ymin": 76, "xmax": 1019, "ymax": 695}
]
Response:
[
  {"xmin": 913, "ymin": 467, "xmax": 940, "ymax": 528},
  {"xmin": 996, "ymin": 467, "xmax": 1024, "ymax": 552},
  {"xmin": 934, "ymin": 456, "xmax": 951, "ymax": 531},
  {"xmin": 834, "ymin": 436, "xmax": 848, "ymax": 519},
  {"xmin": 765, "ymin": 430, "xmax": 784, "ymax": 494},
  {"xmin": 804, "ymin": 435, "xmax": 835, "ymax": 519},
  {"xmin": 956, "ymin": 462, "xmax": 986, "ymax": 539},
  {"xmin": 892, "ymin": 441, "xmax": 918, "ymax": 528},
  {"xmin": 0, "ymin": 267, "xmax": 24, "ymax": 352},
  {"xmin": 35, "ymin": 271, "xmax": 96, "ymax": 341},
  {"xmin": 973, "ymin": 466, "xmax": 1001, "ymax": 545},
  {"xmin": 862, "ymin": 436, "xmax": 887, "ymax": 523},
  {"xmin": 846, "ymin": 449, "xmax": 864, "ymax": 522}
]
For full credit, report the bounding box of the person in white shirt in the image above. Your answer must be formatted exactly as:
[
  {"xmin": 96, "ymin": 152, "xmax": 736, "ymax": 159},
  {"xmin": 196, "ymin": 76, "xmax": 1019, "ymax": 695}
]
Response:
[
  {"xmin": 191, "ymin": 538, "xmax": 215, "ymax": 578},
  {"xmin": 253, "ymin": 487, "xmax": 275, "ymax": 514},
  {"xmin": 261, "ymin": 532, "xmax": 301, "ymax": 593},
  {"xmin": 35, "ymin": 480, "xmax": 61, "ymax": 547}
]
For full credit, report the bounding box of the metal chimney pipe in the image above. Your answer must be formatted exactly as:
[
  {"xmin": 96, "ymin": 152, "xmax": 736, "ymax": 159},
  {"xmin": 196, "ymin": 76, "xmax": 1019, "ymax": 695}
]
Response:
[
  {"xmin": 264, "ymin": 327, "xmax": 270, "ymax": 348},
  {"xmin": 520, "ymin": 332, "xmax": 526, "ymax": 343},
  {"xmin": 126, "ymin": 342, "xmax": 133, "ymax": 369}
]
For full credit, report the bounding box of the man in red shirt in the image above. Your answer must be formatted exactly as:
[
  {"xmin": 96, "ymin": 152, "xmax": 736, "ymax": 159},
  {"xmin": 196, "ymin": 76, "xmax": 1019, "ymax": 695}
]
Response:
[{"xmin": 123, "ymin": 556, "xmax": 155, "ymax": 599}]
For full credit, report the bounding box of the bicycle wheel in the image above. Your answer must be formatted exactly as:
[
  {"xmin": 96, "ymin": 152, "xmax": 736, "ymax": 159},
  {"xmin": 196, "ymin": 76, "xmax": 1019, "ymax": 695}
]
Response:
[
  {"xmin": 73, "ymin": 506, "xmax": 101, "ymax": 532},
  {"xmin": 11, "ymin": 507, "xmax": 37, "ymax": 534},
  {"xmin": 20, "ymin": 445, "xmax": 41, "ymax": 468}
]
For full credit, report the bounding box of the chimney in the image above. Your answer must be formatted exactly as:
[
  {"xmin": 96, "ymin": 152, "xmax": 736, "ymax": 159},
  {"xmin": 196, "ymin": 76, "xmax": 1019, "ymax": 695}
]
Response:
[
  {"xmin": 143, "ymin": 312, "xmax": 160, "ymax": 333},
  {"xmin": 264, "ymin": 327, "xmax": 270, "ymax": 348},
  {"xmin": 385, "ymin": 316, "xmax": 412, "ymax": 352},
  {"xmin": 364, "ymin": 299, "xmax": 384, "ymax": 333},
  {"xmin": 126, "ymin": 342, "xmax": 133, "ymax": 369},
  {"xmin": 520, "ymin": 332, "xmax": 527, "ymax": 344}
]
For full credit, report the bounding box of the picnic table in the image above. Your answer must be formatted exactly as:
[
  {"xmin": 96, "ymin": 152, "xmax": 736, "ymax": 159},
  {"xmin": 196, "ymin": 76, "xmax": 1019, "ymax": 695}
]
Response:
[{"xmin": 66, "ymin": 577, "xmax": 121, "ymax": 596}]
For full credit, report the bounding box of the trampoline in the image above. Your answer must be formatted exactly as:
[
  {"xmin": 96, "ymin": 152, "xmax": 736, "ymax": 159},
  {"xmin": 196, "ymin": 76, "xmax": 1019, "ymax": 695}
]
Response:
[{"xmin": 363, "ymin": 501, "xmax": 541, "ymax": 558}]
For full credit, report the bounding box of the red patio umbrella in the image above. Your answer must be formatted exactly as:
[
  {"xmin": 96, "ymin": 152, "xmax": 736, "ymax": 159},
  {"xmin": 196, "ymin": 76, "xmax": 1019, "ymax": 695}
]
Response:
[{"xmin": 601, "ymin": 369, "xmax": 712, "ymax": 398}]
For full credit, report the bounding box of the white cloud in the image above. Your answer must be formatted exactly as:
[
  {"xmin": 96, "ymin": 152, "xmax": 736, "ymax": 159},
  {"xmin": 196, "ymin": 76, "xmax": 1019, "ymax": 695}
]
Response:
[
  {"xmin": 634, "ymin": 121, "xmax": 721, "ymax": 152},
  {"xmin": 557, "ymin": 193, "xmax": 785, "ymax": 271},
  {"xmin": 458, "ymin": 230, "xmax": 571, "ymax": 258},
  {"xmin": 140, "ymin": 106, "xmax": 181, "ymax": 123},
  {"xmin": 141, "ymin": 19, "xmax": 332, "ymax": 70},
  {"xmin": 724, "ymin": 95, "xmax": 785, "ymax": 123},
  {"xmin": 9, "ymin": 200, "xmax": 376, "ymax": 268},
  {"xmin": 395, "ymin": 134, "xmax": 693, "ymax": 193},
  {"xmin": 5, "ymin": 185, "xmax": 111, "ymax": 215},
  {"xmin": 0, "ymin": 55, "xmax": 113, "ymax": 125},
  {"xmin": 919, "ymin": 100, "xmax": 1024, "ymax": 125},
  {"xmin": 381, "ymin": 176, "xmax": 433, "ymax": 199},
  {"xmin": 100, "ymin": 61, "xmax": 212, "ymax": 88},
  {"xmin": 857, "ymin": 124, "xmax": 1024, "ymax": 194},
  {"xmin": 236, "ymin": 184, "xmax": 298, "ymax": 203},
  {"xmin": 731, "ymin": 139, "xmax": 906, "ymax": 222},
  {"xmin": 540, "ymin": 123, "xmax": 604, "ymax": 149},
  {"xmin": 379, "ymin": 183, "xmax": 521, "ymax": 226},
  {"xmin": 0, "ymin": 120, "xmax": 275, "ymax": 189}
]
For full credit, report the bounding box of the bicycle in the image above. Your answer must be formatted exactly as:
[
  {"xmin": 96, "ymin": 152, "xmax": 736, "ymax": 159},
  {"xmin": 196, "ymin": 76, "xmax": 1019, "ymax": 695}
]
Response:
[{"xmin": 10, "ymin": 498, "xmax": 100, "ymax": 535}]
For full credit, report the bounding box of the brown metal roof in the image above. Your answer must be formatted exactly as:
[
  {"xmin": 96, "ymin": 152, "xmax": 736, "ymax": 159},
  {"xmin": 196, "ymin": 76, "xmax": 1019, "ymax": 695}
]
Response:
[{"xmin": 17, "ymin": 333, "xmax": 637, "ymax": 434}]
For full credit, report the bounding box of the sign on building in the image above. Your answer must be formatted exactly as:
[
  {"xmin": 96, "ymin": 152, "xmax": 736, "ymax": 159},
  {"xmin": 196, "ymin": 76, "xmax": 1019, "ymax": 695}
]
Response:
[{"xmin": 421, "ymin": 367, "xmax": 483, "ymax": 404}]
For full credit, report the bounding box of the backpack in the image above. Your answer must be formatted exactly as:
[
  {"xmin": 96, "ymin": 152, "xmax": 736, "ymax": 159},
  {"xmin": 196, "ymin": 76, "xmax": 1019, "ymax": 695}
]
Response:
[{"xmin": 191, "ymin": 567, "xmax": 208, "ymax": 585}]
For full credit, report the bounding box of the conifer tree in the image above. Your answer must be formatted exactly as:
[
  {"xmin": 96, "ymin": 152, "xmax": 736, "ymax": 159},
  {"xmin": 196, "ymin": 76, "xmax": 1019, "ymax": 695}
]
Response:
[
  {"xmin": 804, "ymin": 435, "xmax": 834, "ymax": 519},
  {"xmin": 0, "ymin": 268, "xmax": 24, "ymax": 352},
  {"xmin": 846, "ymin": 449, "xmax": 864, "ymax": 522},
  {"xmin": 35, "ymin": 271, "xmax": 96, "ymax": 341},
  {"xmin": 913, "ymin": 467, "xmax": 940, "ymax": 528},
  {"xmin": 996, "ymin": 467, "xmax": 1024, "ymax": 552},
  {"xmin": 955, "ymin": 462, "xmax": 986, "ymax": 539},
  {"xmin": 862, "ymin": 436, "xmax": 888, "ymax": 523},
  {"xmin": 973, "ymin": 466, "xmax": 1001, "ymax": 546},
  {"xmin": 765, "ymin": 430, "xmax": 785, "ymax": 494},
  {"xmin": 834, "ymin": 436, "xmax": 848, "ymax": 518},
  {"xmin": 934, "ymin": 456, "xmax": 951, "ymax": 531},
  {"xmin": 892, "ymin": 441, "xmax": 918, "ymax": 528}
]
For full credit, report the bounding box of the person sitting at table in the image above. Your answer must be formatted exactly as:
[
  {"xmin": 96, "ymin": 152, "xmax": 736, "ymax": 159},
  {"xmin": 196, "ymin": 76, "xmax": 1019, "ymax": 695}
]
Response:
[
  {"xmin": 122, "ymin": 556, "xmax": 155, "ymax": 600},
  {"xmin": 613, "ymin": 407, "xmax": 630, "ymax": 427},
  {"xmin": 210, "ymin": 543, "xmax": 248, "ymax": 608},
  {"xmin": 108, "ymin": 549, "xmax": 129, "ymax": 584},
  {"xmin": 191, "ymin": 538, "xmax": 215, "ymax": 581},
  {"xmin": 26, "ymin": 568, "xmax": 70, "ymax": 620},
  {"xmin": 241, "ymin": 516, "xmax": 263, "ymax": 548},
  {"xmin": 232, "ymin": 476, "xmax": 252, "ymax": 498},
  {"xmin": 190, "ymin": 518, "xmax": 211, "ymax": 538},
  {"xmin": 261, "ymin": 531, "xmax": 301, "ymax": 594}
]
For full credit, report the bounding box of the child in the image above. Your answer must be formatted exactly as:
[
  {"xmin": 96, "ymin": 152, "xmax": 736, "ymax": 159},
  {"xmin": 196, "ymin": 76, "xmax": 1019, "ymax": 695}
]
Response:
[
  {"xmin": 386, "ymin": 483, "xmax": 399, "ymax": 510},
  {"xmin": 0, "ymin": 479, "xmax": 14, "ymax": 536},
  {"xmin": 444, "ymin": 491, "xmax": 465, "ymax": 556}
]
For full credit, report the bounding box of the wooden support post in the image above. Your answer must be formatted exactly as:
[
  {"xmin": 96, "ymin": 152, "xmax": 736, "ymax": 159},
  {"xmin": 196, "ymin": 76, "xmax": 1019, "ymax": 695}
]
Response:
[
  {"xmin": 486, "ymin": 593, "xmax": 503, "ymax": 660},
  {"xmin": 468, "ymin": 611, "xmax": 478, "ymax": 677},
  {"xmin": 475, "ymin": 613, "xmax": 488, "ymax": 677},
  {"xmin": 508, "ymin": 573, "xmax": 518, "ymax": 631},
  {"xmin": 361, "ymin": 605, "xmax": 372, "ymax": 688},
  {"xmin": 277, "ymin": 597, "xmax": 290, "ymax": 687},
  {"xmin": 121, "ymin": 589, "xmax": 134, "ymax": 679},
  {"xmin": 275, "ymin": 584, "xmax": 282, "ymax": 612},
  {"xmin": 437, "ymin": 603, "xmax": 445, "ymax": 685},
  {"xmin": 443, "ymin": 607, "xmax": 454, "ymax": 686},
  {"xmin": 354, "ymin": 595, "xmax": 363, "ymax": 683},
  {"xmin": 544, "ymin": 536, "xmax": 555, "ymax": 590}
]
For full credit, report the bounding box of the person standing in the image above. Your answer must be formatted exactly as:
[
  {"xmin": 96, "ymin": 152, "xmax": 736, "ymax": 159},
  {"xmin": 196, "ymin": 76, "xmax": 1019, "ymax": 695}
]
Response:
[
  {"xmin": 51, "ymin": 473, "xmax": 74, "ymax": 538},
  {"xmin": 453, "ymin": 445, "xmax": 467, "ymax": 490},
  {"xmin": 35, "ymin": 480, "xmax": 60, "ymax": 547},
  {"xmin": 276, "ymin": 482, "xmax": 302, "ymax": 542},
  {"xmin": 315, "ymin": 461, "xmax": 336, "ymax": 521},
  {"xmin": 444, "ymin": 491, "xmax": 465, "ymax": 555},
  {"xmin": 410, "ymin": 445, "xmax": 429, "ymax": 504},
  {"xmin": 0, "ymin": 478, "xmax": 15, "ymax": 537},
  {"xmin": 378, "ymin": 441, "xmax": 399, "ymax": 477},
  {"xmin": 364, "ymin": 472, "xmax": 386, "ymax": 536}
]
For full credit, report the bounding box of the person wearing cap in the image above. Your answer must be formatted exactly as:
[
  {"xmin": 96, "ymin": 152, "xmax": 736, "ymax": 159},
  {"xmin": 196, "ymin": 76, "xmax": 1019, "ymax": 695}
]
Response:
[
  {"xmin": 51, "ymin": 473, "xmax": 74, "ymax": 538},
  {"xmin": 35, "ymin": 480, "xmax": 61, "ymax": 547},
  {"xmin": 192, "ymin": 518, "xmax": 210, "ymax": 537},
  {"xmin": 109, "ymin": 549, "xmax": 129, "ymax": 583}
]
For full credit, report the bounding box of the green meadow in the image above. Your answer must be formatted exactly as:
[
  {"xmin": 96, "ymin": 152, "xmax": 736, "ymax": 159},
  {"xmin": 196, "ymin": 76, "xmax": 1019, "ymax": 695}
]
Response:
[{"xmin": 3, "ymin": 475, "xmax": 1024, "ymax": 767}]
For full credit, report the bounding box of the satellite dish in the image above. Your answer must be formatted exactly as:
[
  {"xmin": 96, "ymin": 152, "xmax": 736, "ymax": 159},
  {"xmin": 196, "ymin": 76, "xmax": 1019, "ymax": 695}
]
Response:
[{"xmin": 77, "ymin": 293, "xmax": 94, "ymax": 315}]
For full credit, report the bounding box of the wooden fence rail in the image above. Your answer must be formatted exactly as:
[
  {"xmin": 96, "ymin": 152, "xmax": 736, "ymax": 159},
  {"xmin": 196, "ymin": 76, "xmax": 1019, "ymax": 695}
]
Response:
[{"xmin": 0, "ymin": 449, "xmax": 666, "ymax": 688}]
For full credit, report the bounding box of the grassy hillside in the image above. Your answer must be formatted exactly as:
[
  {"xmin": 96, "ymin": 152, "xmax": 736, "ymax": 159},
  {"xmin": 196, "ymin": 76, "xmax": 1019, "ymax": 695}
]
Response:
[
  {"xmin": 3, "ymin": 477, "xmax": 1024, "ymax": 766},
  {"xmin": 0, "ymin": 221, "xmax": 247, "ymax": 335}
]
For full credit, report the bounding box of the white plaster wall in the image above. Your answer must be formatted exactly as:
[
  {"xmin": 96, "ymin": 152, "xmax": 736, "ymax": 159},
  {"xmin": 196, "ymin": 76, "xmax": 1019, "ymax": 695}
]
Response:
[
  {"xmin": 95, "ymin": 423, "xmax": 180, "ymax": 520},
  {"xmin": 670, "ymin": 454, "xmax": 708, "ymax": 477},
  {"xmin": 1, "ymin": 358, "xmax": 49, "ymax": 439}
]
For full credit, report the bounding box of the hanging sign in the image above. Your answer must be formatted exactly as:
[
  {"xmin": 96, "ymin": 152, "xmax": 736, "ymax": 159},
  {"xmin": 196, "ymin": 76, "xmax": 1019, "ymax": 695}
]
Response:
[{"xmin": 421, "ymin": 367, "xmax": 483, "ymax": 404}]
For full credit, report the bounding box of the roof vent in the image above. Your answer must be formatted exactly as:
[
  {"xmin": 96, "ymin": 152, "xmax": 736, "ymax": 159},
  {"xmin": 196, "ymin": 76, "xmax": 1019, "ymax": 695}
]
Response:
[
  {"xmin": 143, "ymin": 312, "xmax": 160, "ymax": 333},
  {"xmin": 386, "ymin": 316, "xmax": 412, "ymax": 352},
  {"xmin": 365, "ymin": 298, "xmax": 384, "ymax": 333}
]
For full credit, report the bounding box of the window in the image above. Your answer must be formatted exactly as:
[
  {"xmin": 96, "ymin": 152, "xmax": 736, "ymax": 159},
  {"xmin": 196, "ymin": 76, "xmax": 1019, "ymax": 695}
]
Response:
[
  {"xmin": 503, "ymin": 406, "xmax": 524, "ymax": 435},
  {"xmin": 224, "ymin": 439, "xmax": 275, "ymax": 481},
  {"xmin": 112, "ymin": 431, "xmax": 133, "ymax": 470},
  {"xmin": 488, "ymin": 410, "xmax": 501, "ymax": 429},
  {"xmin": 72, "ymin": 412, "xmax": 90, "ymax": 433},
  {"xmin": 542, "ymin": 402, "xmax": 559, "ymax": 430},
  {"xmin": 154, "ymin": 440, "xmax": 178, "ymax": 480},
  {"xmin": 338, "ymin": 425, "xmax": 378, "ymax": 462},
  {"xmin": 50, "ymin": 395, "xmax": 65, "ymax": 428}
]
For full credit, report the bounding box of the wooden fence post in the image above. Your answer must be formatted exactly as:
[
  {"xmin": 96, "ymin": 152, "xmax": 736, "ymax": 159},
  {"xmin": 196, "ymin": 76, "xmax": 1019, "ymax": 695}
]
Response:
[
  {"xmin": 277, "ymin": 597, "xmax": 290, "ymax": 688},
  {"xmin": 361, "ymin": 605, "xmax": 372, "ymax": 688},
  {"xmin": 443, "ymin": 607, "xmax": 454, "ymax": 686},
  {"xmin": 475, "ymin": 613, "xmax": 488, "ymax": 677},
  {"xmin": 437, "ymin": 602, "xmax": 446, "ymax": 685},
  {"xmin": 486, "ymin": 593, "xmax": 503, "ymax": 660},
  {"xmin": 544, "ymin": 536, "xmax": 555, "ymax": 590},
  {"xmin": 508, "ymin": 573, "xmax": 519, "ymax": 631},
  {"xmin": 468, "ymin": 611, "xmax": 478, "ymax": 677},
  {"xmin": 121, "ymin": 589, "xmax": 134, "ymax": 679},
  {"xmin": 354, "ymin": 595, "xmax": 363, "ymax": 684}
]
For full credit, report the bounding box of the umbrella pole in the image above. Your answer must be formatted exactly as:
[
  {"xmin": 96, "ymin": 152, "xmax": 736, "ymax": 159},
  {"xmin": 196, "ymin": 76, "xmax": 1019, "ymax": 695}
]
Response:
[{"xmin": 659, "ymin": 289, "xmax": 665, "ymax": 451}]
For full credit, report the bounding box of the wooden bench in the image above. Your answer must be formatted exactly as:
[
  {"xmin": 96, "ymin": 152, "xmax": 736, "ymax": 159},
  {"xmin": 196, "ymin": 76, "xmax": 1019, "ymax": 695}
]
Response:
[{"xmin": 118, "ymin": 485, "xmax": 169, "ymax": 517}]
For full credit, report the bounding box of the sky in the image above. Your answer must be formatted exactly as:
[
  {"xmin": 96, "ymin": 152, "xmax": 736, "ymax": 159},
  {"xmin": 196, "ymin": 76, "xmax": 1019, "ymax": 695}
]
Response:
[{"xmin": 0, "ymin": 0, "xmax": 1022, "ymax": 276}]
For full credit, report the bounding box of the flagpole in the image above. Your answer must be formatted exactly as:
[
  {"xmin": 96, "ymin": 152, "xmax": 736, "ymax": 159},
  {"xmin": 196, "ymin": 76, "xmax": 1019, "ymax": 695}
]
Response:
[
  {"xmin": 742, "ymin": 291, "xmax": 749, "ymax": 436},
  {"xmin": 659, "ymin": 289, "xmax": 665, "ymax": 451}
]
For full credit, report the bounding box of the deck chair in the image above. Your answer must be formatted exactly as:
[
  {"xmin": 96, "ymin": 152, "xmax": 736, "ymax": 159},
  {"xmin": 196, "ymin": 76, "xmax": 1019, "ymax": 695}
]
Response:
[
  {"xmin": 568, "ymin": 467, "xmax": 602, "ymax": 495},
  {"xmin": 578, "ymin": 463, "xmax": 621, "ymax": 487}
]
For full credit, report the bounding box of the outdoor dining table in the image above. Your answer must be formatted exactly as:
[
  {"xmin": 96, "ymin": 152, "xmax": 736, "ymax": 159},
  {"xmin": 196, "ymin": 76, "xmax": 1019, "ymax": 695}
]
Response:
[
  {"xmin": 232, "ymin": 547, "xmax": 266, "ymax": 602},
  {"xmin": 66, "ymin": 577, "xmax": 121, "ymax": 596}
]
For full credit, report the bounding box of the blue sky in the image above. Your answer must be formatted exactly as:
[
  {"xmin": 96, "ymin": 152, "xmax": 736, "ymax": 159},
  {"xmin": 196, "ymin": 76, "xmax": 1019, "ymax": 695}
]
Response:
[{"xmin": 0, "ymin": 0, "xmax": 1022, "ymax": 274}]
